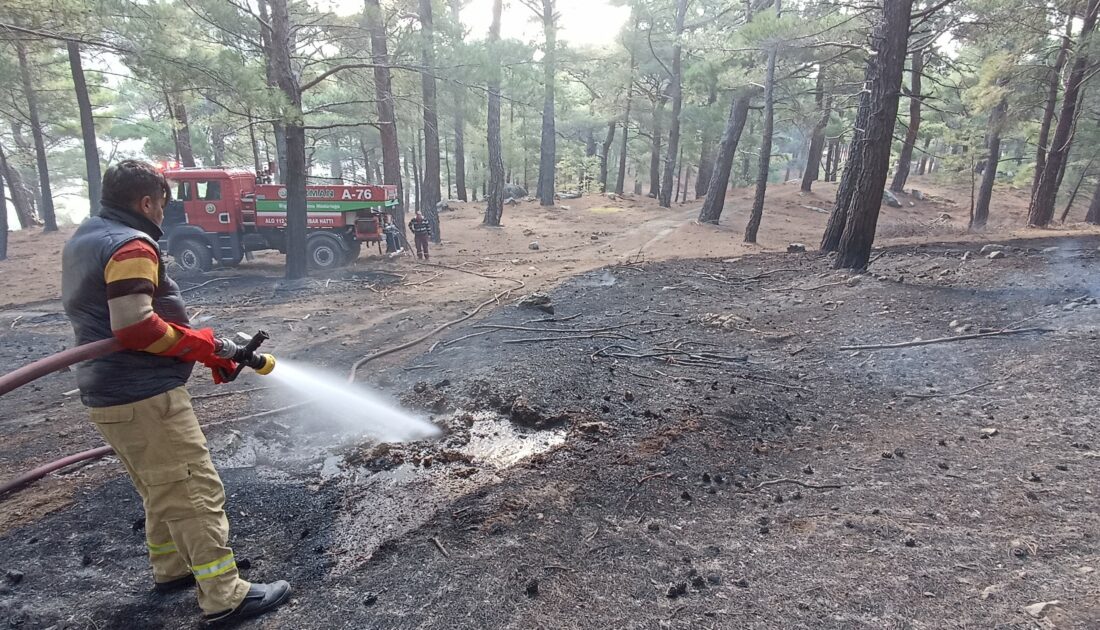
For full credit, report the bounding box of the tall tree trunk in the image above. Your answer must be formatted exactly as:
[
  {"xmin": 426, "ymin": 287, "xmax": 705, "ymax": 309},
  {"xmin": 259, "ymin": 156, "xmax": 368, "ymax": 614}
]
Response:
[
  {"xmin": 1053, "ymin": 86, "xmax": 1086, "ymax": 193},
  {"xmin": 889, "ymin": 47, "xmax": 923, "ymax": 192},
  {"xmin": 1034, "ymin": 9, "xmax": 1075, "ymax": 195},
  {"xmin": 832, "ymin": 0, "xmax": 913, "ymax": 268},
  {"xmin": 359, "ymin": 137, "xmax": 374, "ymax": 184},
  {"xmin": 402, "ymin": 149, "xmax": 411, "ymax": 210},
  {"xmin": 616, "ymin": 20, "xmax": 637, "ymax": 195},
  {"xmin": 972, "ymin": 96, "xmax": 1007, "ymax": 230},
  {"xmin": 1060, "ymin": 158, "xmax": 1093, "ymax": 223},
  {"xmin": 659, "ymin": 0, "xmax": 689, "ymax": 208},
  {"xmin": 272, "ymin": 124, "xmax": 288, "ymax": 182},
  {"xmin": 916, "ymin": 137, "xmax": 931, "ymax": 175},
  {"xmin": 269, "ymin": 0, "xmax": 307, "ymax": 279},
  {"xmin": 284, "ymin": 123, "xmax": 307, "ymax": 273},
  {"xmin": 485, "ymin": 0, "xmax": 505, "ymax": 227},
  {"xmin": 67, "ymin": 42, "xmax": 101, "ymax": 217},
  {"xmin": 211, "ymin": 126, "xmax": 226, "ymax": 166},
  {"xmin": 828, "ymin": 137, "xmax": 842, "ymax": 181},
  {"xmin": 507, "ymin": 97, "xmax": 514, "ymax": 184},
  {"xmin": 821, "ymin": 90, "xmax": 872, "ymax": 252},
  {"xmin": 745, "ymin": 39, "xmax": 778, "ymax": 243},
  {"xmin": 648, "ymin": 133, "xmax": 661, "ymax": 197},
  {"xmin": 257, "ymin": 0, "xmax": 287, "ymax": 183},
  {"xmin": 1029, "ymin": 0, "xmax": 1100, "ymax": 227},
  {"xmin": 648, "ymin": 99, "xmax": 665, "ymax": 198},
  {"xmin": 16, "ymin": 41, "xmax": 57, "ymax": 232},
  {"xmin": 326, "ymin": 135, "xmax": 340, "ymax": 182},
  {"xmin": 0, "ymin": 141, "xmax": 39, "ymax": 228},
  {"xmin": 249, "ymin": 116, "xmax": 263, "ymax": 175},
  {"xmin": 695, "ymin": 133, "xmax": 714, "ymax": 198},
  {"xmin": 412, "ymin": 136, "xmax": 422, "ymax": 212},
  {"xmin": 801, "ymin": 70, "xmax": 829, "ymax": 193},
  {"xmin": 598, "ymin": 122, "xmax": 616, "ymax": 192},
  {"xmin": 449, "ymin": 0, "xmax": 469, "ymax": 201},
  {"xmin": 452, "ymin": 119, "xmax": 467, "ymax": 200},
  {"xmin": 419, "ymin": 0, "xmax": 442, "ymax": 242},
  {"xmin": 364, "ymin": 0, "xmax": 405, "ymax": 231},
  {"xmin": 698, "ymin": 88, "xmax": 756, "ymax": 224},
  {"xmin": 536, "ymin": 0, "xmax": 558, "ymax": 206},
  {"xmin": 674, "ymin": 145, "xmax": 684, "ymax": 204},
  {"xmin": 167, "ymin": 95, "xmax": 197, "ymax": 168},
  {"xmin": 444, "ymin": 134, "xmax": 452, "ymax": 197},
  {"xmin": 1086, "ymin": 177, "xmax": 1100, "ymax": 224},
  {"xmin": 0, "ymin": 158, "xmax": 6, "ymax": 261}
]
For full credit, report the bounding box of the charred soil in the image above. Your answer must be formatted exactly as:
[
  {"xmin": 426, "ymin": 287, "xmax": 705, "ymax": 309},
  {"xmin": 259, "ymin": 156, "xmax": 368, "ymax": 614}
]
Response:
[{"xmin": 2, "ymin": 235, "xmax": 1099, "ymax": 628}]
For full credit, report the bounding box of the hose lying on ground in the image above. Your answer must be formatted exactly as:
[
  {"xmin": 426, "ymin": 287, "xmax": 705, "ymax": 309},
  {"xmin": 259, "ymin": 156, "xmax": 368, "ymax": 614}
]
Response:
[
  {"xmin": 0, "ymin": 446, "xmax": 114, "ymax": 497},
  {"xmin": 0, "ymin": 339, "xmax": 122, "ymax": 498},
  {"xmin": 0, "ymin": 338, "xmax": 120, "ymax": 397}
]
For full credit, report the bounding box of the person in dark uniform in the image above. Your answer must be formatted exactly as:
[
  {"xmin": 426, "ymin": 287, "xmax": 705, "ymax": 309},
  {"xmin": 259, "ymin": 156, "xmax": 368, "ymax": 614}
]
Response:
[
  {"xmin": 408, "ymin": 211, "xmax": 432, "ymax": 261},
  {"xmin": 383, "ymin": 214, "xmax": 402, "ymax": 254}
]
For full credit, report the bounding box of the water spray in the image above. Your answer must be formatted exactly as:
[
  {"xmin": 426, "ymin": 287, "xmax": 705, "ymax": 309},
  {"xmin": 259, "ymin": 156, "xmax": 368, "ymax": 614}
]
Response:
[{"xmin": 1, "ymin": 327, "xmax": 439, "ymax": 498}]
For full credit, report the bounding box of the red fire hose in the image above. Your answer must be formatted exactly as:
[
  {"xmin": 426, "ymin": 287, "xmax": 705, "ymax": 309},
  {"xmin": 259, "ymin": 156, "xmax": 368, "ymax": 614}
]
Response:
[
  {"xmin": 0, "ymin": 339, "xmax": 122, "ymax": 498},
  {"xmin": 0, "ymin": 446, "xmax": 115, "ymax": 497},
  {"xmin": 0, "ymin": 338, "xmax": 121, "ymax": 397}
]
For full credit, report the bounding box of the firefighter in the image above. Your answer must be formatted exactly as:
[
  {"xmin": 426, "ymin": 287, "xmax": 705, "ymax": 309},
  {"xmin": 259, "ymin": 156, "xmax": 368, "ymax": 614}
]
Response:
[
  {"xmin": 60, "ymin": 160, "xmax": 290, "ymax": 626},
  {"xmin": 408, "ymin": 210, "xmax": 432, "ymax": 261}
]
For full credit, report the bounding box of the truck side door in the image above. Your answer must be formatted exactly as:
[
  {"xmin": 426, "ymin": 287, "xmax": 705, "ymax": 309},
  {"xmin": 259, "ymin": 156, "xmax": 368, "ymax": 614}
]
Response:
[{"xmin": 178, "ymin": 178, "xmax": 230, "ymax": 232}]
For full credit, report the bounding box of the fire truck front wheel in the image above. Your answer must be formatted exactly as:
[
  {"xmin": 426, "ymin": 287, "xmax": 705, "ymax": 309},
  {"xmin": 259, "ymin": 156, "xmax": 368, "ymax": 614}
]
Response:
[
  {"xmin": 172, "ymin": 238, "xmax": 213, "ymax": 274},
  {"xmin": 307, "ymin": 233, "xmax": 347, "ymax": 270}
]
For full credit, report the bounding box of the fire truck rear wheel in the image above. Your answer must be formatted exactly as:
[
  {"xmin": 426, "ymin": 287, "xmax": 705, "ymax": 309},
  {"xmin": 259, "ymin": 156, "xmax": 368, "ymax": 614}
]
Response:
[
  {"xmin": 307, "ymin": 233, "xmax": 346, "ymax": 270},
  {"xmin": 173, "ymin": 239, "xmax": 213, "ymax": 274}
]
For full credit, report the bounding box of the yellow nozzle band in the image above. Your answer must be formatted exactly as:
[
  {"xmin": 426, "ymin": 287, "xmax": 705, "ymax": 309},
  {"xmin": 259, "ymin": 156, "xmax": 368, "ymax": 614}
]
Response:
[{"xmin": 254, "ymin": 354, "xmax": 276, "ymax": 375}]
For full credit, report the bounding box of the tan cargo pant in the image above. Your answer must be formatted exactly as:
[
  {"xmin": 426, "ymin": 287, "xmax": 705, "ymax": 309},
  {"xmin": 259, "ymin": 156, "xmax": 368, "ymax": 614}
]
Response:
[{"xmin": 90, "ymin": 386, "xmax": 250, "ymax": 614}]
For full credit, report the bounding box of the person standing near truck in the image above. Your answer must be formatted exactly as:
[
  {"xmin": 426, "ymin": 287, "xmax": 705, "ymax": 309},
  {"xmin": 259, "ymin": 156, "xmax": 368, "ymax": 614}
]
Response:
[
  {"xmin": 60, "ymin": 160, "xmax": 291, "ymax": 626},
  {"xmin": 383, "ymin": 213, "xmax": 402, "ymax": 255},
  {"xmin": 408, "ymin": 210, "xmax": 432, "ymax": 261}
]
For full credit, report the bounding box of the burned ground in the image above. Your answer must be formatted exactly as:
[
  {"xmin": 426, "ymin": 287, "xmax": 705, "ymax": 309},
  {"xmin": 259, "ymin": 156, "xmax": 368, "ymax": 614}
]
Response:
[{"xmin": 2, "ymin": 235, "xmax": 1099, "ymax": 629}]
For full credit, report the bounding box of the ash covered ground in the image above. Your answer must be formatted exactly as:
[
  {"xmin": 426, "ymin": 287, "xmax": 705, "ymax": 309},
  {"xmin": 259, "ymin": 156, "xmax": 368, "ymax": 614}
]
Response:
[{"xmin": 2, "ymin": 237, "xmax": 1100, "ymax": 629}]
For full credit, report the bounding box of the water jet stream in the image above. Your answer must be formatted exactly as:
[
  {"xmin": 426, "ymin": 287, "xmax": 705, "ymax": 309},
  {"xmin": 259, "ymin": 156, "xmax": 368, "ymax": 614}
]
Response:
[{"xmin": 266, "ymin": 359, "xmax": 440, "ymax": 442}]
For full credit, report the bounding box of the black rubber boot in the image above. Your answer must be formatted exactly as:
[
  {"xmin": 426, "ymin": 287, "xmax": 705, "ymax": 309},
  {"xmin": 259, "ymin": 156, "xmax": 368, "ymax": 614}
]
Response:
[
  {"xmin": 153, "ymin": 574, "xmax": 195, "ymax": 594},
  {"xmin": 203, "ymin": 581, "xmax": 292, "ymax": 626}
]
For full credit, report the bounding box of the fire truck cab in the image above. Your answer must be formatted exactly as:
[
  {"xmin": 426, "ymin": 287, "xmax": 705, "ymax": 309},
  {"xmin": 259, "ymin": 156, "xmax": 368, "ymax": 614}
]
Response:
[{"xmin": 161, "ymin": 167, "xmax": 399, "ymax": 273}]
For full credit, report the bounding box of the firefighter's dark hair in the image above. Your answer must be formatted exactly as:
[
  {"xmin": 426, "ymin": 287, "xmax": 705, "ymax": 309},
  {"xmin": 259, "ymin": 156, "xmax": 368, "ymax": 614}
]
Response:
[{"xmin": 101, "ymin": 160, "xmax": 172, "ymax": 211}]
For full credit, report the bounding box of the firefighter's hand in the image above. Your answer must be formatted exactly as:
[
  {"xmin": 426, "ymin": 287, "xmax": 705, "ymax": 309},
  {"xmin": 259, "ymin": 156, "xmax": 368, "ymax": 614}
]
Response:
[
  {"xmin": 166, "ymin": 326, "xmax": 219, "ymax": 363},
  {"xmin": 203, "ymin": 356, "xmax": 238, "ymax": 385}
]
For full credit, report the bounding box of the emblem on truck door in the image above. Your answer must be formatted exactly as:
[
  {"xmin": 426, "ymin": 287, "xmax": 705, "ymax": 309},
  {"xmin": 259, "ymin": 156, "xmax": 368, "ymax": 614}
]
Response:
[{"xmin": 205, "ymin": 203, "xmax": 216, "ymax": 214}]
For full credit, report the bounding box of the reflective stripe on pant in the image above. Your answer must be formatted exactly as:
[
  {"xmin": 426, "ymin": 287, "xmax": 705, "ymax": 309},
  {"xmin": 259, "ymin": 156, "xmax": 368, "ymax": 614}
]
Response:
[{"xmin": 90, "ymin": 387, "xmax": 250, "ymax": 614}]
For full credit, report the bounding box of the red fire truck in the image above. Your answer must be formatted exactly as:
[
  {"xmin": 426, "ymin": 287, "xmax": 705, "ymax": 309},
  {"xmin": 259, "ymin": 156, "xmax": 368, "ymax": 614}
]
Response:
[{"xmin": 159, "ymin": 167, "xmax": 400, "ymax": 273}]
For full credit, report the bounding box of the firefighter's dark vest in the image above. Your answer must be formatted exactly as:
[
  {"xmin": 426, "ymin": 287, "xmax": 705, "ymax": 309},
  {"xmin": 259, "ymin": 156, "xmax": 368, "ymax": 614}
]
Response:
[{"xmin": 61, "ymin": 205, "xmax": 194, "ymax": 407}]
